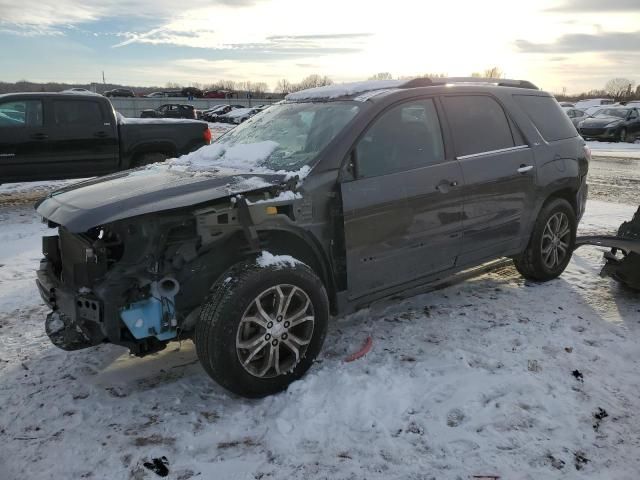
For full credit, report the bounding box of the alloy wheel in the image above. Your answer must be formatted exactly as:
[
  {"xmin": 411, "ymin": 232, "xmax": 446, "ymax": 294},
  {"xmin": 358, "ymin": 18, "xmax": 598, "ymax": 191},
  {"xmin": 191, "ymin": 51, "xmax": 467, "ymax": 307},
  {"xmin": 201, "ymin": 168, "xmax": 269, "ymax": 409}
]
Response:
[
  {"xmin": 541, "ymin": 212, "xmax": 571, "ymax": 269},
  {"xmin": 236, "ymin": 284, "xmax": 315, "ymax": 378}
]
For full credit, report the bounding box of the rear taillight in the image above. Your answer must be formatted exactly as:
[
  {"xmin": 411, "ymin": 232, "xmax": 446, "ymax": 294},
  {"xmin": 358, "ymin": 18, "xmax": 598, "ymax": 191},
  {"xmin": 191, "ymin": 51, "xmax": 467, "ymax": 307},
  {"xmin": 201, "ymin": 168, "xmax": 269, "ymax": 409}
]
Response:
[{"xmin": 203, "ymin": 127, "xmax": 212, "ymax": 144}]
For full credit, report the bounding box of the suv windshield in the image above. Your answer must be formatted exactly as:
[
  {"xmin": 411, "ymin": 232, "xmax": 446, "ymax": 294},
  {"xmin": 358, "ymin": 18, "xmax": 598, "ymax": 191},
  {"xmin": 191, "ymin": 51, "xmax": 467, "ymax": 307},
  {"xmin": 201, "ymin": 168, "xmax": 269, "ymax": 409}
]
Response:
[
  {"xmin": 595, "ymin": 108, "xmax": 629, "ymax": 118},
  {"xmin": 217, "ymin": 102, "xmax": 360, "ymax": 171}
]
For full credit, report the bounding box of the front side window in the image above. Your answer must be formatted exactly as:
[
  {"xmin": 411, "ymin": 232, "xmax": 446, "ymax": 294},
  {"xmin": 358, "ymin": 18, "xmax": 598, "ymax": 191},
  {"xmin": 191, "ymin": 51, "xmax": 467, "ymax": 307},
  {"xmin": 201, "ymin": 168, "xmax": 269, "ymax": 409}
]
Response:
[
  {"xmin": 0, "ymin": 100, "xmax": 43, "ymax": 127},
  {"xmin": 355, "ymin": 99, "xmax": 445, "ymax": 178},
  {"xmin": 53, "ymin": 100, "xmax": 102, "ymax": 126},
  {"xmin": 443, "ymin": 95, "xmax": 515, "ymax": 157},
  {"xmin": 219, "ymin": 102, "xmax": 360, "ymax": 171}
]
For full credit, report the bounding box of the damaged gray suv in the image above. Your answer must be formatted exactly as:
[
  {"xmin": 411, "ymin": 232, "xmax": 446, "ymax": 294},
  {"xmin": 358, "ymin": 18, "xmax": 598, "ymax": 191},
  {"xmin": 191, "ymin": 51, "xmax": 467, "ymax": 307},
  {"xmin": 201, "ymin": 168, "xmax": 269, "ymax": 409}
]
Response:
[{"xmin": 36, "ymin": 77, "xmax": 589, "ymax": 397}]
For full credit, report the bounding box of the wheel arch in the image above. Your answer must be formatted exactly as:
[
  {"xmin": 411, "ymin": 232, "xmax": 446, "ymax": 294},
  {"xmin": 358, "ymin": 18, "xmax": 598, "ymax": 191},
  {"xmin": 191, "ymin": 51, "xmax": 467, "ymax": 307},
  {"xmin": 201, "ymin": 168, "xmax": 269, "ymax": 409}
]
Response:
[{"xmin": 258, "ymin": 228, "xmax": 339, "ymax": 315}]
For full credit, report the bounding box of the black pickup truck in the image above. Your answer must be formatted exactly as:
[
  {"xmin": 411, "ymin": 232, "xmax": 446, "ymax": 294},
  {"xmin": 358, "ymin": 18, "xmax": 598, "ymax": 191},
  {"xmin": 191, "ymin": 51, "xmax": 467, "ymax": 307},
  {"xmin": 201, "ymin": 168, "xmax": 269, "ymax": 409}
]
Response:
[{"xmin": 0, "ymin": 92, "xmax": 212, "ymax": 182}]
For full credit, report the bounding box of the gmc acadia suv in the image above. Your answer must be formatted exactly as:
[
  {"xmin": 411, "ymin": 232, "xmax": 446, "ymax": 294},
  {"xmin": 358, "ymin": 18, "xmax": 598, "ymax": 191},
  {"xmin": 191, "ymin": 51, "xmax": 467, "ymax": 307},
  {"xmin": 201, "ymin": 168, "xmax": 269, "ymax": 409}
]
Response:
[{"xmin": 35, "ymin": 77, "xmax": 589, "ymax": 397}]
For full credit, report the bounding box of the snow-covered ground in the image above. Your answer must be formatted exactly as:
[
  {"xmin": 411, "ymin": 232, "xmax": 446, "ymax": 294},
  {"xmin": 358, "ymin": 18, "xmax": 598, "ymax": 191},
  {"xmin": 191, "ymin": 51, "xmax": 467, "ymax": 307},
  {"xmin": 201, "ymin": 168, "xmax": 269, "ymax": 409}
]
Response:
[
  {"xmin": 1, "ymin": 197, "xmax": 639, "ymax": 479},
  {"xmin": 587, "ymin": 140, "xmax": 640, "ymax": 159}
]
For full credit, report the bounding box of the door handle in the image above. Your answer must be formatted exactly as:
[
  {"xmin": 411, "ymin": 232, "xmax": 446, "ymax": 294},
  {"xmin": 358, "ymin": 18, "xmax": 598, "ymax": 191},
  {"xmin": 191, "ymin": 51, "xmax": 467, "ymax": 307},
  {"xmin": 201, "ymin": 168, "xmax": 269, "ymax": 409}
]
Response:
[
  {"xmin": 30, "ymin": 133, "xmax": 48, "ymax": 140},
  {"xmin": 436, "ymin": 180, "xmax": 458, "ymax": 193},
  {"xmin": 517, "ymin": 164, "xmax": 534, "ymax": 174},
  {"xmin": 94, "ymin": 131, "xmax": 108, "ymax": 138}
]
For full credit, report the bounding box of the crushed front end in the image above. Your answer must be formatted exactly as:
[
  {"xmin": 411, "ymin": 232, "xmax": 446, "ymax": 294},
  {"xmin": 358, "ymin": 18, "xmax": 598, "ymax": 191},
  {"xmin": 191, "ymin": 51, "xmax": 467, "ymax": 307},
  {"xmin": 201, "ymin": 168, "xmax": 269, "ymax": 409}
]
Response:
[{"xmin": 36, "ymin": 217, "xmax": 193, "ymax": 355}]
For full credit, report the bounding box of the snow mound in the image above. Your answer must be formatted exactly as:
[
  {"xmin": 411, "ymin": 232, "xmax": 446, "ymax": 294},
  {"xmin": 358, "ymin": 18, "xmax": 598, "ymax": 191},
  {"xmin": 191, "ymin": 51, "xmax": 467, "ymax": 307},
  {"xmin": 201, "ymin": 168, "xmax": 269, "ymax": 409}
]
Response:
[
  {"xmin": 256, "ymin": 251, "xmax": 301, "ymax": 269},
  {"xmin": 285, "ymin": 80, "xmax": 403, "ymax": 101},
  {"xmin": 249, "ymin": 190, "xmax": 302, "ymax": 204},
  {"xmin": 167, "ymin": 141, "xmax": 279, "ymax": 173}
]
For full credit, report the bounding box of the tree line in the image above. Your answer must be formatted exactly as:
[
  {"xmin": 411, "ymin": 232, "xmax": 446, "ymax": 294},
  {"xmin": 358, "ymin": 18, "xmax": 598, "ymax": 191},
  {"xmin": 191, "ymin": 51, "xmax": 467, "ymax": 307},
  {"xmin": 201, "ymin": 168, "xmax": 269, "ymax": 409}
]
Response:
[{"xmin": 1, "ymin": 70, "xmax": 638, "ymax": 102}]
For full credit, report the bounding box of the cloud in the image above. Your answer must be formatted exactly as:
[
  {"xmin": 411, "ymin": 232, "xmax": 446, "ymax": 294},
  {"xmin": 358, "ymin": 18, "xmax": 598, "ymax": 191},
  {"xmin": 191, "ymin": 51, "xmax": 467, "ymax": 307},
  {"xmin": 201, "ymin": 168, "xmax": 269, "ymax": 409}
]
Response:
[
  {"xmin": 266, "ymin": 33, "xmax": 373, "ymax": 41},
  {"xmin": 515, "ymin": 31, "xmax": 640, "ymax": 53},
  {"xmin": 112, "ymin": 26, "xmax": 370, "ymax": 55},
  {"xmin": 546, "ymin": 0, "xmax": 640, "ymax": 12},
  {"xmin": 0, "ymin": 0, "xmax": 260, "ymax": 31}
]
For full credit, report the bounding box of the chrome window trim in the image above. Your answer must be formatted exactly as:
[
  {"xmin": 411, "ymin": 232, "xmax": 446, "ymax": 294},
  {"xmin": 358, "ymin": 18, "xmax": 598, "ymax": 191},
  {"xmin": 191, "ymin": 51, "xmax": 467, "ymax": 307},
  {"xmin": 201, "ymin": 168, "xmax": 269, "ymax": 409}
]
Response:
[{"xmin": 456, "ymin": 144, "xmax": 529, "ymax": 160}]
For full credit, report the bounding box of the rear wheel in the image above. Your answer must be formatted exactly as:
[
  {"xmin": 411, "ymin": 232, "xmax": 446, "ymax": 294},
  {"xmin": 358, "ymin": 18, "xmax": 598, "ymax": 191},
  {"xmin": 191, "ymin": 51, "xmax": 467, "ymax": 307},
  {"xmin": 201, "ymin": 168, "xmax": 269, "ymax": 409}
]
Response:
[
  {"xmin": 514, "ymin": 198, "xmax": 576, "ymax": 281},
  {"xmin": 195, "ymin": 257, "xmax": 329, "ymax": 398}
]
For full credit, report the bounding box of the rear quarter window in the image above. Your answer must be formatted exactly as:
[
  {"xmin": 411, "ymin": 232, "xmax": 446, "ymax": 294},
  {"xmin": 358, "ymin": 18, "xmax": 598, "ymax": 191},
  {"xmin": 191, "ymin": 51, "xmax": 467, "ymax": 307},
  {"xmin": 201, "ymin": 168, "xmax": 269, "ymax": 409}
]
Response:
[{"xmin": 513, "ymin": 95, "xmax": 577, "ymax": 142}]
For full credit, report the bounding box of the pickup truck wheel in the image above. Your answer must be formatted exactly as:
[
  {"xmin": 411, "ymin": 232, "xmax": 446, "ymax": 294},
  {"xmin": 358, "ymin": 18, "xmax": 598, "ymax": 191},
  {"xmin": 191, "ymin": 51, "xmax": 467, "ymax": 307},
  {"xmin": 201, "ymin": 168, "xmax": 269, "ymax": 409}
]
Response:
[
  {"xmin": 514, "ymin": 198, "xmax": 576, "ymax": 281},
  {"xmin": 132, "ymin": 152, "xmax": 169, "ymax": 168},
  {"xmin": 195, "ymin": 257, "xmax": 329, "ymax": 398}
]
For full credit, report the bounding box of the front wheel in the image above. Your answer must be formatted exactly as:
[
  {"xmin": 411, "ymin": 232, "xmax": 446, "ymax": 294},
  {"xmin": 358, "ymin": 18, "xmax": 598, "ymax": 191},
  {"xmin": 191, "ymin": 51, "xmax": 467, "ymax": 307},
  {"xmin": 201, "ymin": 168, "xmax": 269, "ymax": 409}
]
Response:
[
  {"xmin": 195, "ymin": 257, "xmax": 329, "ymax": 398},
  {"xmin": 618, "ymin": 128, "xmax": 627, "ymax": 143},
  {"xmin": 514, "ymin": 198, "xmax": 576, "ymax": 281}
]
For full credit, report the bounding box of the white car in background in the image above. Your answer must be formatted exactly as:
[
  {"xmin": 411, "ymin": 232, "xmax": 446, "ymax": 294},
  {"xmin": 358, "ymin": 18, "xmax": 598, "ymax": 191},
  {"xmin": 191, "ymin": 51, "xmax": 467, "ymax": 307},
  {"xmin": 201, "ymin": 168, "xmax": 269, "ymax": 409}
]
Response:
[{"xmin": 562, "ymin": 106, "xmax": 589, "ymax": 127}]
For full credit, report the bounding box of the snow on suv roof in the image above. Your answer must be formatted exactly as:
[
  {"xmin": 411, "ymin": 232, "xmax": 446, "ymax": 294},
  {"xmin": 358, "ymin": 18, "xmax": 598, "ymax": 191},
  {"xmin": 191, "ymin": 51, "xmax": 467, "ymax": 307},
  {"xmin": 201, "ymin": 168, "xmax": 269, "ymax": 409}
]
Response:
[
  {"xmin": 285, "ymin": 77, "xmax": 539, "ymax": 102},
  {"xmin": 285, "ymin": 80, "xmax": 404, "ymax": 101}
]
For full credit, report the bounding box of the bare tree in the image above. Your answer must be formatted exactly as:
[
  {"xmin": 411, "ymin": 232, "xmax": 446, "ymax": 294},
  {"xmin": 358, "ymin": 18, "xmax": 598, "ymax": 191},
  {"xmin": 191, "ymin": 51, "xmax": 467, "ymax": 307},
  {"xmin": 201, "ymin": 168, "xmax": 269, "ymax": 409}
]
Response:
[
  {"xmin": 252, "ymin": 82, "xmax": 269, "ymax": 96},
  {"xmin": 165, "ymin": 81, "xmax": 181, "ymax": 89},
  {"xmin": 471, "ymin": 67, "xmax": 503, "ymax": 79},
  {"xmin": 369, "ymin": 72, "xmax": 393, "ymax": 80},
  {"xmin": 295, "ymin": 74, "xmax": 334, "ymax": 91},
  {"xmin": 605, "ymin": 78, "xmax": 635, "ymax": 101},
  {"xmin": 275, "ymin": 78, "xmax": 292, "ymax": 94}
]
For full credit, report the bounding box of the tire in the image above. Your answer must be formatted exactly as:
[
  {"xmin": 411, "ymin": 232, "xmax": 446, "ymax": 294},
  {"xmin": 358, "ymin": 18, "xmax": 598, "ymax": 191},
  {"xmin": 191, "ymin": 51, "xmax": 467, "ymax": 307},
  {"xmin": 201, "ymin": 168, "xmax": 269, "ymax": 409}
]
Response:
[
  {"xmin": 131, "ymin": 152, "xmax": 169, "ymax": 168},
  {"xmin": 514, "ymin": 198, "xmax": 576, "ymax": 281},
  {"xmin": 195, "ymin": 257, "xmax": 329, "ymax": 398},
  {"xmin": 618, "ymin": 128, "xmax": 627, "ymax": 143}
]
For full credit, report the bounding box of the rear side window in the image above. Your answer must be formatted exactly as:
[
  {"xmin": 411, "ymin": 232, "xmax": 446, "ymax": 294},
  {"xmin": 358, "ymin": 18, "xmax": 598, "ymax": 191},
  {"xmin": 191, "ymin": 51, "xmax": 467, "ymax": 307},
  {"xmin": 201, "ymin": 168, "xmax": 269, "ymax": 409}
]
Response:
[
  {"xmin": 356, "ymin": 98, "xmax": 445, "ymax": 178},
  {"xmin": 513, "ymin": 95, "xmax": 577, "ymax": 142},
  {"xmin": 0, "ymin": 100, "xmax": 43, "ymax": 127},
  {"xmin": 443, "ymin": 95, "xmax": 515, "ymax": 157},
  {"xmin": 53, "ymin": 100, "xmax": 102, "ymax": 126}
]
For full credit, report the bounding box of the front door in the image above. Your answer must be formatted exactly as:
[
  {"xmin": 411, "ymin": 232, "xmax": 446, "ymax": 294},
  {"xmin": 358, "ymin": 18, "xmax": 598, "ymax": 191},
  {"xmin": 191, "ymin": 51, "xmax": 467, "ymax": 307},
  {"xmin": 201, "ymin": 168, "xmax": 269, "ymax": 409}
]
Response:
[
  {"xmin": 341, "ymin": 98, "xmax": 464, "ymax": 299},
  {"xmin": 0, "ymin": 98, "xmax": 48, "ymax": 182}
]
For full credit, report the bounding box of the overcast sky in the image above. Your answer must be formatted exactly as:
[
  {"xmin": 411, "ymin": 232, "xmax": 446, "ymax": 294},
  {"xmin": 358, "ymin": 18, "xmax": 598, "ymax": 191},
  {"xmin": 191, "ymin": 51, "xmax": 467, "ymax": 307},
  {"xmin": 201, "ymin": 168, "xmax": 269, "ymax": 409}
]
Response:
[{"xmin": 0, "ymin": 0, "xmax": 638, "ymax": 93}]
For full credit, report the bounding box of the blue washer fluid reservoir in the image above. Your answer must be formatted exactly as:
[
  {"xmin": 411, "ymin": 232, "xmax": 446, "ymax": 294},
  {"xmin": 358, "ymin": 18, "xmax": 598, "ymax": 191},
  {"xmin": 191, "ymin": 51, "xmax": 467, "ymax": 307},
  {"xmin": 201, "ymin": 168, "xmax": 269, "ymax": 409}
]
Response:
[{"xmin": 120, "ymin": 296, "xmax": 177, "ymax": 341}]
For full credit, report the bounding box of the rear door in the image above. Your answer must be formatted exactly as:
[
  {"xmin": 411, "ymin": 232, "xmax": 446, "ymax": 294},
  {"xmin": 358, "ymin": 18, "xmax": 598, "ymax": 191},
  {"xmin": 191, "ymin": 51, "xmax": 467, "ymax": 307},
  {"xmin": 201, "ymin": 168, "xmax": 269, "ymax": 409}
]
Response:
[
  {"xmin": 0, "ymin": 98, "xmax": 47, "ymax": 181},
  {"xmin": 47, "ymin": 98, "xmax": 118, "ymax": 176},
  {"xmin": 442, "ymin": 94, "xmax": 537, "ymax": 264},
  {"xmin": 341, "ymin": 98, "xmax": 464, "ymax": 299}
]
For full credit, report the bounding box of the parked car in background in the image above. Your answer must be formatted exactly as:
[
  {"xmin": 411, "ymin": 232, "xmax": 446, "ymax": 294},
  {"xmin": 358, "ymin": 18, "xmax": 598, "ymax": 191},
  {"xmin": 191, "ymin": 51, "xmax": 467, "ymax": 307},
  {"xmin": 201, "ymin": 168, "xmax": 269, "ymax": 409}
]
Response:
[
  {"xmin": 208, "ymin": 105, "xmax": 246, "ymax": 122},
  {"xmin": 181, "ymin": 87, "xmax": 203, "ymax": 98},
  {"xmin": 103, "ymin": 88, "xmax": 135, "ymax": 98},
  {"xmin": 200, "ymin": 105, "xmax": 228, "ymax": 121},
  {"xmin": 575, "ymin": 98, "xmax": 614, "ymax": 111},
  {"xmin": 140, "ymin": 104, "xmax": 198, "ymax": 119},
  {"xmin": 34, "ymin": 77, "xmax": 589, "ymax": 398},
  {"xmin": 204, "ymin": 90, "xmax": 229, "ymax": 98},
  {"xmin": 145, "ymin": 92, "xmax": 168, "ymax": 98},
  {"xmin": 63, "ymin": 88, "xmax": 93, "ymax": 94},
  {"xmin": 562, "ymin": 107, "xmax": 588, "ymax": 127},
  {"xmin": 0, "ymin": 92, "xmax": 211, "ymax": 182},
  {"xmin": 559, "ymin": 101, "xmax": 575, "ymax": 107},
  {"xmin": 227, "ymin": 105, "xmax": 269, "ymax": 124},
  {"xmin": 578, "ymin": 106, "xmax": 640, "ymax": 142}
]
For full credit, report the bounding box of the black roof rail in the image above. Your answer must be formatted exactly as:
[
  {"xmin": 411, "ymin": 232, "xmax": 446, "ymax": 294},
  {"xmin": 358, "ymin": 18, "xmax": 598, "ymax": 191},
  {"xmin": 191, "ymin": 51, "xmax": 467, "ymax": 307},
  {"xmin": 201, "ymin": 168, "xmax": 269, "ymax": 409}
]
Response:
[{"xmin": 399, "ymin": 77, "xmax": 538, "ymax": 90}]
